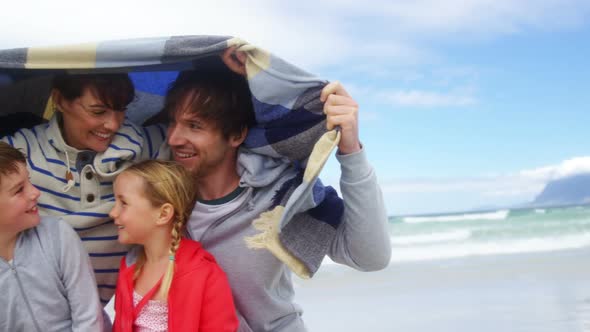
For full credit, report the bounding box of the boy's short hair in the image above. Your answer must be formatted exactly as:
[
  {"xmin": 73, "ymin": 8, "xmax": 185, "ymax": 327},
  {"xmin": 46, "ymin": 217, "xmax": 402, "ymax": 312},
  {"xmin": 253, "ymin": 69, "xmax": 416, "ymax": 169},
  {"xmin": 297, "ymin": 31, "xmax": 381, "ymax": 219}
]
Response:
[
  {"xmin": 164, "ymin": 68, "xmax": 255, "ymax": 140},
  {"xmin": 0, "ymin": 142, "xmax": 26, "ymax": 186}
]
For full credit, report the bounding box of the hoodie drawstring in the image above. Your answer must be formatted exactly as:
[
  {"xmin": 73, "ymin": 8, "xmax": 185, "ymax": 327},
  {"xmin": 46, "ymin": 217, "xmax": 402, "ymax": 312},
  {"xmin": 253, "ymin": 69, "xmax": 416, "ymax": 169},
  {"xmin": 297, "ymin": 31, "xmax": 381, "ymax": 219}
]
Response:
[{"xmin": 62, "ymin": 149, "xmax": 75, "ymax": 192}]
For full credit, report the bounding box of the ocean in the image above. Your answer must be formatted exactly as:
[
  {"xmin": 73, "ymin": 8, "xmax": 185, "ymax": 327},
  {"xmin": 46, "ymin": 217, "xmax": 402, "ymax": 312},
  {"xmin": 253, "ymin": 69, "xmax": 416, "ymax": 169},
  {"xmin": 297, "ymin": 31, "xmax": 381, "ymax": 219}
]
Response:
[
  {"xmin": 106, "ymin": 205, "xmax": 590, "ymax": 331},
  {"xmin": 296, "ymin": 205, "xmax": 590, "ymax": 332},
  {"xmin": 387, "ymin": 205, "xmax": 590, "ymax": 263}
]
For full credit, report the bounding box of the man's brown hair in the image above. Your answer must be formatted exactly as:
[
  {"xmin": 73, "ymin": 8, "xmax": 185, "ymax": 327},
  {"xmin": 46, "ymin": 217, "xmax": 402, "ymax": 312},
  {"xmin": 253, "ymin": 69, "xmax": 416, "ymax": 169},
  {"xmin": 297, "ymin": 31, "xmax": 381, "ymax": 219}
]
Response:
[{"xmin": 164, "ymin": 68, "xmax": 255, "ymax": 140}]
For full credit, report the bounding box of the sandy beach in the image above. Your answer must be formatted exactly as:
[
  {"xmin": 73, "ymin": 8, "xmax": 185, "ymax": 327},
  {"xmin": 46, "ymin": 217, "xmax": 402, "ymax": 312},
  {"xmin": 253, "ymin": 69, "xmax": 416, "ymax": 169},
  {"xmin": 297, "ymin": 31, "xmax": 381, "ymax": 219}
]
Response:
[
  {"xmin": 105, "ymin": 247, "xmax": 590, "ymax": 331},
  {"xmin": 106, "ymin": 248, "xmax": 590, "ymax": 331},
  {"xmin": 294, "ymin": 248, "xmax": 590, "ymax": 332},
  {"xmin": 106, "ymin": 206, "xmax": 590, "ymax": 331}
]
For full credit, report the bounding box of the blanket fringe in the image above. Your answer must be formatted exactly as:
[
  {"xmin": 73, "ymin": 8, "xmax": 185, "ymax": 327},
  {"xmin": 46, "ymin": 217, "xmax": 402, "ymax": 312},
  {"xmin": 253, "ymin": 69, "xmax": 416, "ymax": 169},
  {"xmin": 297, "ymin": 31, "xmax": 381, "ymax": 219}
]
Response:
[
  {"xmin": 245, "ymin": 206, "xmax": 311, "ymax": 279},
  {"xmin": 304, "ymin": 130, "xmax": 340, "ymax": 183}
]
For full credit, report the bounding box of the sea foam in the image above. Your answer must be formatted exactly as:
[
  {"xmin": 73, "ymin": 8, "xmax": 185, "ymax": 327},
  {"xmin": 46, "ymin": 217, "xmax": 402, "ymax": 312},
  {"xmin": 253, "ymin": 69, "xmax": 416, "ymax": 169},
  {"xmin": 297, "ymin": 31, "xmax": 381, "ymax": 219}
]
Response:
[
  {"xmin": 391, "ymin": 229, "xmax": 472, "ymax": 245},
  {"xmin": 389, "ymin": 233, "xmax": 590, "ymax": 263},
  {"xmin": 403, "ymin": 210, "xmax": 509, "ymax": 224}
]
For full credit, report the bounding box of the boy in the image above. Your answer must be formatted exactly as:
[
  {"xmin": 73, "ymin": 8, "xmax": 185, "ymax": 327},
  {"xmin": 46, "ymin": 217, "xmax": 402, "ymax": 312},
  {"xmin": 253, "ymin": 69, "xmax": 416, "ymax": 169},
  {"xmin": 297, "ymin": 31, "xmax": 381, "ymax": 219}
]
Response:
[{"xmin": 0, "ymin": 142, "xmax": 103, "ymax": 331}]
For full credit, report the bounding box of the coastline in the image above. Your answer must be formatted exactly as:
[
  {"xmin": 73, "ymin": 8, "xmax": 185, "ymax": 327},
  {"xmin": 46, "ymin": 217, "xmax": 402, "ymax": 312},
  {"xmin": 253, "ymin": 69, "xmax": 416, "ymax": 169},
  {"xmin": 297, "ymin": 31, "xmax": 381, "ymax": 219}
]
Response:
[{"xmin": 294, "ymin": 247, "xmax": 590, "ymax": 332}]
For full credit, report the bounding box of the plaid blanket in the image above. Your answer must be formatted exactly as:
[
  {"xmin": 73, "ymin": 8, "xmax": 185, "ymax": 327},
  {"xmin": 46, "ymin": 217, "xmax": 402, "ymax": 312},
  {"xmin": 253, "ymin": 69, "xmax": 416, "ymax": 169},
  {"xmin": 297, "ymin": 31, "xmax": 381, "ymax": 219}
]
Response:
[{"xmin": 0, "ymin": 35, "xmax": 342, "ymax": 278}]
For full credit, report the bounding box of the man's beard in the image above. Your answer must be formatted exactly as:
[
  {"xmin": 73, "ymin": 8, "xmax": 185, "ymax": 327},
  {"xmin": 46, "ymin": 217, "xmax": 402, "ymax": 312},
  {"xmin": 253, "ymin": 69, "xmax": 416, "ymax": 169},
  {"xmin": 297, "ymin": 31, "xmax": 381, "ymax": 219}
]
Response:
[
  {"xmin": 189, "ymin": 162, "xmax": 206, "ymax": 179},
  {"xmin": 189, "ymin": 160, "xmax": 215, "ymax": 180}
]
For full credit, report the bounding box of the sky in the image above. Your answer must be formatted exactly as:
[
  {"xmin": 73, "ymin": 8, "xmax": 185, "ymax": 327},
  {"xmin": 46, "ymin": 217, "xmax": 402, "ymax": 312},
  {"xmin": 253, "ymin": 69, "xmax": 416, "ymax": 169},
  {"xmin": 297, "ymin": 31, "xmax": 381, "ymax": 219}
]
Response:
[{"xmin": 1, "ymin": 0, "xmax": 589, "ymax": 215}]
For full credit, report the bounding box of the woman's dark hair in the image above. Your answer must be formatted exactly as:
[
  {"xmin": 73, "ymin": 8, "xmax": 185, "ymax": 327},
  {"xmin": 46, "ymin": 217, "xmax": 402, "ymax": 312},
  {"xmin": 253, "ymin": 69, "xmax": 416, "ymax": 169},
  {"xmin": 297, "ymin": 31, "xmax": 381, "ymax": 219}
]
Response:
[{"xmin": 52, "ymin": 73, "xmax": 135, "ymax": 111}]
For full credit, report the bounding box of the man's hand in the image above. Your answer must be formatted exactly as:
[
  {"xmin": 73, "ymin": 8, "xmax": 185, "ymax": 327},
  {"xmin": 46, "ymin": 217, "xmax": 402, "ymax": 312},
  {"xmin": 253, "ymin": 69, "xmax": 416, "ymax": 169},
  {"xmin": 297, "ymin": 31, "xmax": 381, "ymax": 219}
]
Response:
[
  {"xmin": 221, "ymin": 46, "xmax": 247, "ymax": 76},
  {"xmin": 321, "ymin": 81, "xmax": 362, "ymax": 155}
]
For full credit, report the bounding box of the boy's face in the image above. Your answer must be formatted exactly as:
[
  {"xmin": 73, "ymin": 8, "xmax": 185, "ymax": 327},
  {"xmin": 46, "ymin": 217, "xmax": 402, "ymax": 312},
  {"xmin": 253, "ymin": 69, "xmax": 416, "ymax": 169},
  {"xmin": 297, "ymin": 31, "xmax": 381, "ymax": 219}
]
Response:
[{"xmin": 0, "ymin": 164, "xmax": 41, "ymax": 234}]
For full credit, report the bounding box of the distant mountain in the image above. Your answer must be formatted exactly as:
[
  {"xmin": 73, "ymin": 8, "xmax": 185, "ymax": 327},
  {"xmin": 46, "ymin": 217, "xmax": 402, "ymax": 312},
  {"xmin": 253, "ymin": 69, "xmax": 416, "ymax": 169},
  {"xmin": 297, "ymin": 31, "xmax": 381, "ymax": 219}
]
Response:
[{"xmin": 533, "ymin": 173, "xmax": 590, "ymax": 206}]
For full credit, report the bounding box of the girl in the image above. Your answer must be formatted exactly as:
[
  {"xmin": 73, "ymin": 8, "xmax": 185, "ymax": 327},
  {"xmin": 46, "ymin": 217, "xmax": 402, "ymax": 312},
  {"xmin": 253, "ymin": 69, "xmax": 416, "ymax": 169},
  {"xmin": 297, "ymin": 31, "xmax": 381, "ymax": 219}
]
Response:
[{"xmin": 110, "ymin": 160, "xmax": 238, "ymax": 332}]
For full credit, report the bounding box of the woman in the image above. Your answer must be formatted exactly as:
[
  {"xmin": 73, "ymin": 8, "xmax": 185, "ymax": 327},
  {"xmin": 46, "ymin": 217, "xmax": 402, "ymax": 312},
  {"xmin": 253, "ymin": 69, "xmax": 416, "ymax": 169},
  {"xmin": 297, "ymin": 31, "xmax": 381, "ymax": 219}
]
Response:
[{"xmin": 1, "ymin": 73, "xmax": 168, "ymax": 305}]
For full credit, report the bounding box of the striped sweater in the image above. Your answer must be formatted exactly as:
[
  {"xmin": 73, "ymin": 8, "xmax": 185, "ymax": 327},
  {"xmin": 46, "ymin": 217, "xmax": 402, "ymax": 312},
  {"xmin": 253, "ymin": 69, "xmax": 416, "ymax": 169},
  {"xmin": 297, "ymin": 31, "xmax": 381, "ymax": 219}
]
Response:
[{"xmin": 2, "ymin": 114, "xmax": 168, "ymax": 304}]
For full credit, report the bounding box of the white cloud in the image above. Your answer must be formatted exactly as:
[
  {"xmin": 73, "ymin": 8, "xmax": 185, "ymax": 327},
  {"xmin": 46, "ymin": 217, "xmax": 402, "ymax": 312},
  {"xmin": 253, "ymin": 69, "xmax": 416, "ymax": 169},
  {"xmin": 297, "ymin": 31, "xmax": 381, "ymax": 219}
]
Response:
[
  {"xmin": 313, "ymin": 0, "xmax": 590, "ymax": 36},
  {"xmin": 340, "ymin": 80, "xmax": 478, "ymax": 108},
  {"xmin": 373, "ymin": 155, "xmax": 590, "ymax": 214},
  {"xmin": 380, "ymin": 175, "xmax": 544, "ymax": 198},
  {"xmin": 519, "ymin": 156, "xmax": 590, "ymax": 181},
  {"xmin": 0, "ymin": 0, "xmax": 345, "ymax": 69},
  {"xmin": 330, "ymin": 65, "xmax": 480, "ymax": 109},
  {"xmin": 1, "ymin": 0, "xmax": 589, "ymax": 71},
  {"xmin": 378, "ymin": 89, "xmax": 477, "ymax": 107},
  {"xmin": 382, "ymin": 156, "xmax": 590, "ymax": 197}
]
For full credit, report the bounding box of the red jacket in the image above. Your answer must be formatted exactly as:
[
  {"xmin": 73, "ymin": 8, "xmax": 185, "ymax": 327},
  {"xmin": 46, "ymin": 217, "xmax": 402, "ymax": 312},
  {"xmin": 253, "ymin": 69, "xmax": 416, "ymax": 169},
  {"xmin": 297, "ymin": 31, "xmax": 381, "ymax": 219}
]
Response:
[{"xmin": 113, "ymin": 238, "xmax": 238, "ymax": 332}]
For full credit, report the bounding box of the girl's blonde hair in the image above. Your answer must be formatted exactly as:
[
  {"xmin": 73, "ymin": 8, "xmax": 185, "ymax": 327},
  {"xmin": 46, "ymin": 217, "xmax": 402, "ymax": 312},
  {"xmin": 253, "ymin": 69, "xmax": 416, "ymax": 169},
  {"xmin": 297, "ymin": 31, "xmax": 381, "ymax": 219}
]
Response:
[{"xmin": 123, "ymin": 160, "xmax": 197, "ymax": 298}]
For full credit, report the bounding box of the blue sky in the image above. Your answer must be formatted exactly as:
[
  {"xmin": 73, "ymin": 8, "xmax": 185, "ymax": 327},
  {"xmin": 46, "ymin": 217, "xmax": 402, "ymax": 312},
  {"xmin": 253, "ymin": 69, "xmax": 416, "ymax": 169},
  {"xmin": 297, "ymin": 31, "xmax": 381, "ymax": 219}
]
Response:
[{"xmin": 1, "ymin": 0, "xmax": 589, "ymax": 215}]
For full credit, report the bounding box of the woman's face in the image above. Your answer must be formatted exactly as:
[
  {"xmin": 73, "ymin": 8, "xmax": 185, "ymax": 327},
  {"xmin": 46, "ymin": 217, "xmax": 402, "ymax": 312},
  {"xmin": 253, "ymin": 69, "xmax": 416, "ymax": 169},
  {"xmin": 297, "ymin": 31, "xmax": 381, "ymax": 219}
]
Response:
[{"xmin": 57, "ymin": 87, "xmax": 126, "ymax": 152}]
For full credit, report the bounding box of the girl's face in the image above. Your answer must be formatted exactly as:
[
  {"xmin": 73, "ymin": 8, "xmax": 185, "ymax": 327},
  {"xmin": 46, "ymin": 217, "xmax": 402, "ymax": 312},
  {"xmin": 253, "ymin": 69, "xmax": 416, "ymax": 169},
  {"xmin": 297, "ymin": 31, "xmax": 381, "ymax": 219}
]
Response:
[
  {"xmin": 0, "ymin": 163, "xmax": 41, "ymax": 234},
  {"xmin": 110, "ymin": 172, "xmax": 162, "ymax": 245},
  {"xmin": 57, "ymin": 87, "xmax": 126, "ymax": 152}
]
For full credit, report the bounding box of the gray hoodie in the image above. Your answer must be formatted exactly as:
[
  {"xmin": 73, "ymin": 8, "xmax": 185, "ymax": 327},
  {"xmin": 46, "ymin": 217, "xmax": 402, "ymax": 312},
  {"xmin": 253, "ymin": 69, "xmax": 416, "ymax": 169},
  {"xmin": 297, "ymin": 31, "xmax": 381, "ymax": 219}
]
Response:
[
  {"xmin": 188, "ymin": 148, "xmax": 391, "ymax": 332},
  {"xmin": 0, "ymin": 217, "xmax": 103, "ymax": 332}
]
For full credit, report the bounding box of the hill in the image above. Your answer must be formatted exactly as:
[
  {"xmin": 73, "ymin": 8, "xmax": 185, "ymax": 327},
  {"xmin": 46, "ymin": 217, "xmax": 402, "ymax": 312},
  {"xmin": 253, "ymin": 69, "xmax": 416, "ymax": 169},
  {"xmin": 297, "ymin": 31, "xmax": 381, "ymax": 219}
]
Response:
[{"xmin": 533, "ymin": 173, "xmax": 590, "ymax": 206}]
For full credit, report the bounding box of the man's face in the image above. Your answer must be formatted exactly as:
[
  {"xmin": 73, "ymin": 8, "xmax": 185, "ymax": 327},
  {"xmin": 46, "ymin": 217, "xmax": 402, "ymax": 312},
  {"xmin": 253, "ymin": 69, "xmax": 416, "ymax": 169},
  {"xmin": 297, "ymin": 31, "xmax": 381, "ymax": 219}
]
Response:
[{"xmin": 167, "ymin": 108, "xmax": 237, "ymax": 177}]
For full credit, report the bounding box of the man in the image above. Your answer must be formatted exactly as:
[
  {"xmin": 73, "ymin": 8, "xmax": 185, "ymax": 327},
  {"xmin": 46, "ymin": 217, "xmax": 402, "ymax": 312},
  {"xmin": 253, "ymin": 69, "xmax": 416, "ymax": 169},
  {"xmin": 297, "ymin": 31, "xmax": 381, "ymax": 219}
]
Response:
[{"xmin": 165, "ymin": 51, "xmax": 391, "ymax": 331}]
